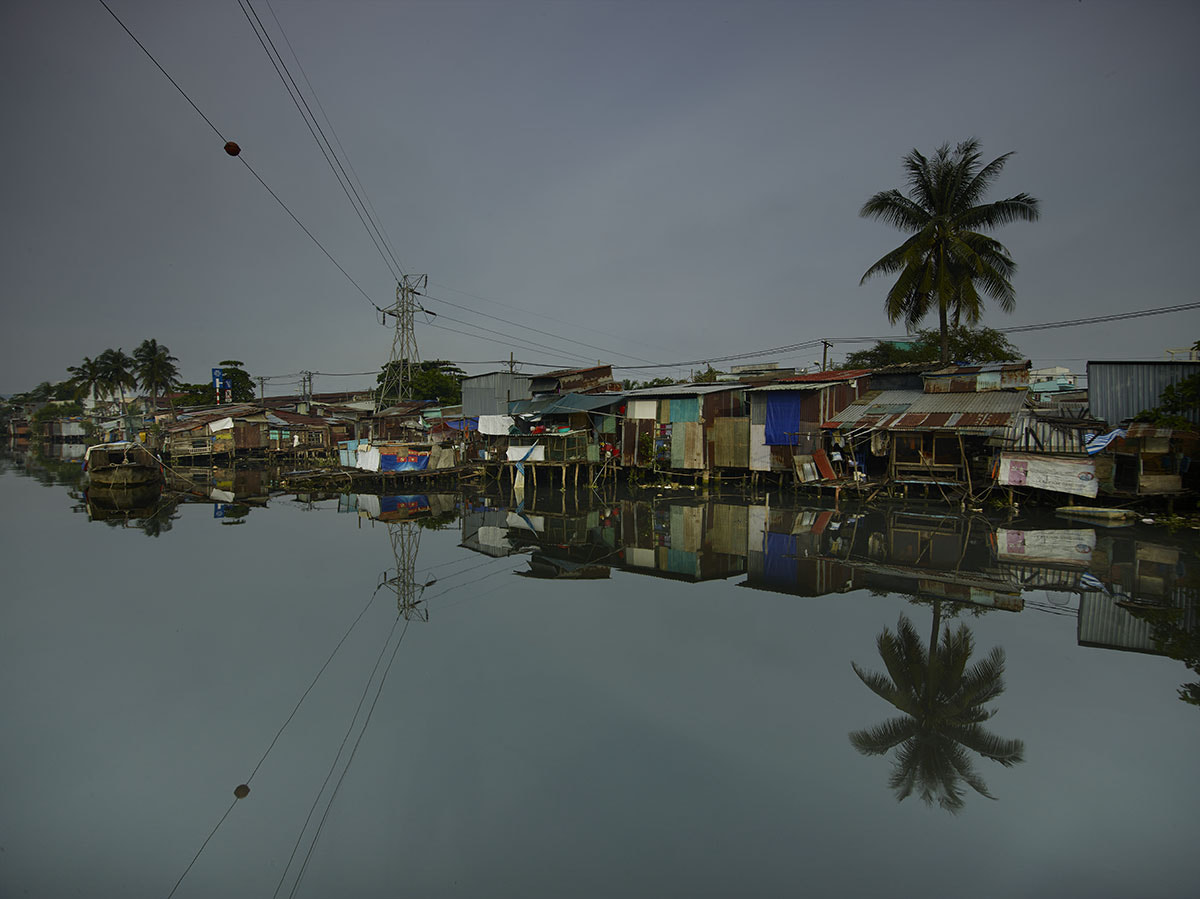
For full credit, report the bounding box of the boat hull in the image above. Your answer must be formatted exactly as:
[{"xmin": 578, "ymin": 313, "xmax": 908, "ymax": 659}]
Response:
[{"xmin": 88, "ymin": 465, "xmax": 162, "ymax": 488}]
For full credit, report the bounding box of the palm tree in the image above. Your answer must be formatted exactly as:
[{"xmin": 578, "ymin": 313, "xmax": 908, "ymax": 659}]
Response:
[
  {"xmin": 859, "ymin": 139, "xmax": 1040, "ymax": 364},
  {"xmin": 849, "ymin": 609, "xmax": 1024, "ymax": 813},
  {"xmin": 66, "ymin": 356, "xmax": 105, "ymax": 410},
  {"xmin": 97, "ymin": 348, "xmax": 136, "ymax": 415},
  {"xmin": 133, "ymin": 339, "xmax": 181, "ymax": 417}
]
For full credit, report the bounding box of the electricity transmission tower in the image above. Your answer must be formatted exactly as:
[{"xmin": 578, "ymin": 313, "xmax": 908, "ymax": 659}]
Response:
[
  {"xmin": 376, "ymin": 274, "xmax": 427, "ymax": 412},
  {"xmin": 382, "ymin": 521, "xmax": 428, "ymax": 621}
]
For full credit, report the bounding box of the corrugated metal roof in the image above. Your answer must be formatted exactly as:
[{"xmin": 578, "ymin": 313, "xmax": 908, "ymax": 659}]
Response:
[
  {"xmin": 779, "ymin": 368, "xmax": 872, "ymax": 383},
  {"xmin": 828, "ymin": 390, "xmax": 1026, "ymax": 432},
  {"xmin": 1087, "ymin": 361, "xmax": 1200, "ymax": 427},
  {"xmin": 826, "ymin": 390, "xmax": 923, "ymax": 424},
  {"xmin": 925, "ymin": 362, "xmax": 1029, "ymax": 375},
  {"xmin": 746, "ymin": 382, "xmax": 839, "ymax": 393},
  {"xmin": 906, "ymin": 391, "xmax": 1028, "ymax": 414},
  {"xmin": 510, "ymin": 392, "xmax": 622, "ymax": 415},
  {"xmin": 622, "ymin": 383, "xmax": 743, "ymax": 398}
]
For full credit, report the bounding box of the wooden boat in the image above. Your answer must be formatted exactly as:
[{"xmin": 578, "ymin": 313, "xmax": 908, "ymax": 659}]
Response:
[
  {"xmin": 85, "ymin": 482, "xmax": 163, "ymax": 522},
  {"xmin": 83, "ymin": 442, "xmax": 163, "ymax": 488}
]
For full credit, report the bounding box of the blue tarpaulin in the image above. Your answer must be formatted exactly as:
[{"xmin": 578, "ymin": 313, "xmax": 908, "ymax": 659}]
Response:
[
  {"xmin": 1084, "ymin": 428, "xmax": 1127, "ymax": 455},
  {"xmin": 764, "ymin": 393, "xmax": 804, "ymax": 445},
  {"xmin": 762, "ymin": 532, "xmax": 798, "ymax": 585}
]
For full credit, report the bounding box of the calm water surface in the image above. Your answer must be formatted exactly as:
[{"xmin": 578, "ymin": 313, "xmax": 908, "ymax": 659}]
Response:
[{"xmin": 2, "ymin": 453, "xmax": 1197, "ymax": 898}]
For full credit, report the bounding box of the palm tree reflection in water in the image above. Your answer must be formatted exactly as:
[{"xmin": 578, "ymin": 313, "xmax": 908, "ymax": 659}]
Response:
[{"xmin": 849, "ymin": 604, "xmax": 1025, "ymax": 813}]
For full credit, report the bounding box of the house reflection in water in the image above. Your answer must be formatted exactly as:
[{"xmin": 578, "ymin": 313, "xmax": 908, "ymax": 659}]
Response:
[
  {"xmin": 458, "ymin": 494, "xmax": 1198, "ymax": 694},
  {"xmin": 742, "ymin": 507, "xmax": 1023, "ymax": 611}
]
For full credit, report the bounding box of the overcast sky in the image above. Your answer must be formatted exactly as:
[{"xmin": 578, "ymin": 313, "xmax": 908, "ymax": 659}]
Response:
[{"xmin": 3, "ymin": 0, "xmax": 1199, "ymax": 394}]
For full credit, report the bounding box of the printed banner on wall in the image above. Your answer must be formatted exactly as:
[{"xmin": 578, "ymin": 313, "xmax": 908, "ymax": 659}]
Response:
[{"xmin": 997, "ymin": 452, "xmax": 1098, "ymax": 498}]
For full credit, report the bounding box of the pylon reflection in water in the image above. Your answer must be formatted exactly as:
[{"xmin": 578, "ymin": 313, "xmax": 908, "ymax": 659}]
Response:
[{"xmin": 384, "ymin": 520, "xmax": 428, "ymax": 621}]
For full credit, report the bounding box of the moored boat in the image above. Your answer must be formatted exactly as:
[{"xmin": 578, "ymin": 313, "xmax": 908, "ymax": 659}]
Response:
[{"xmin": 83, "ymin": 442, "xmax": 164, "ymax": 488}]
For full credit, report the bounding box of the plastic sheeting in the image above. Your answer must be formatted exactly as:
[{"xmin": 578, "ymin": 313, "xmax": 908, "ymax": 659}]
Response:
[
  {"xmin": 207, "ymin": 417, "xmax": 235, "ymax": 433},
  {"xmin": 627, "ymin": 399, "xmax": 657, "ymax": 421},
  {"xmin": 478, "ymin": 414, "xmax": 515, "ymax": 436},
  {"xmin": 506, "ymin": 444, "xmax": 545, "ymax": 462},
  {"xmin": 763, "ymin": 394, "xmax": 803, "ymax": 445},
  {"xmin": 356, "ymin": 447, "xmax": 381, "ymax": 471}
]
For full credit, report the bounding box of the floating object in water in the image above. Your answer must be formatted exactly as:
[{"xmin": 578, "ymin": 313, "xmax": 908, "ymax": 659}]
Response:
[
  {"xmin": 1141, "ymin": 518, "xmax": 1155, "ymax": 525},
  {"xmin": 224, "ymin": 141, "xmax": 241, "ymax": 156},
  {"xmin": 234, "ymin": 784, "xmax": 250, "ymax": 799},
  {"xmin": 1056, "ymin": 506, "xmax": 1138, "ymax": 522}
]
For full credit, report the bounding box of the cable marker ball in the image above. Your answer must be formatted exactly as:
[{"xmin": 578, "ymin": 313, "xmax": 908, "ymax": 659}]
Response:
[{"xmin": 224, "ymin": 141, "xmax": 241, "ymax": 157}]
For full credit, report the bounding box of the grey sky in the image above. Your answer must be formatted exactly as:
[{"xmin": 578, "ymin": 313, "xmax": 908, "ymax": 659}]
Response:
[{"xmin": 3, "ymin": 0, "xmax": 1199, "ymax": 393}]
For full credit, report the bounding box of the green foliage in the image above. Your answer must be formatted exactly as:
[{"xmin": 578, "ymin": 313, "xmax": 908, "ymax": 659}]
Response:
[
  {"xmin": 623, "ymin": 376, "xmax": 678, "ymax": 390},
  {"xmin": 637, "ymin": 431, "xmax": 655, "ymax": 466},
  {"xmin": 217, "ymin": 361, "xmax": 256, "ymax": 403},
  {"xmin": 176, "ymin": 382, "xmax": 218, "ymax": 406},
  {"xmin": 860, "ymin": 139, "xmax": 1039, "ymax": 363},
  {"xmin": 1135, "ymin": 345, "xmax": 1199, "ymax": 429},
  {"xmin": 377, "ymin": 360, "xmax": 466, "ymax": 404},
  {"xmin": 97, "ymin": 348, "xmax": 137, "ymax": 405},
  {"xmin": 32, "ymin": 400, "xmax": 84, "ymax": 422},
  {"xmin": 134, "ymin": 339, "xmax": 181, "ymax": 410},
  {"xmin": 839, "ymin": 327, "xmax": 1022, "ymax": 369},
  {"xmin": 691, "ymin": 365, "xmax": 724, "ymax": 383},
  {"xmin": 849, "ymin": 609, "xmax": 1025, "ymax": 813},
  {"xmin": 67, "ymin": 357, "xmax": 105, "ymax": 405}
]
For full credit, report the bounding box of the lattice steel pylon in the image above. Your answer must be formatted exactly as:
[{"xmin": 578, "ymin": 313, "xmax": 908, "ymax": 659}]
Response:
[
  {"xmin": 383, "ymin": 520, "xmax": 428, "ymax": 621},
  {"xmin": 376, "ymin": 274, "xmax": 427, "ymax": 411}
]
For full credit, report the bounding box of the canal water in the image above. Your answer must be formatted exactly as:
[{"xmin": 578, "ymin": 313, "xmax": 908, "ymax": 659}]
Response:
[{"xmin": 2, "ymin": 452, "xmax": 1198, "ymax": 898}]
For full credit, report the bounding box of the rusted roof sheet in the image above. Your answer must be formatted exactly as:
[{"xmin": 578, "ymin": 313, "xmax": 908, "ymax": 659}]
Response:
[
  {"xmin": 824, "ymin": 390, "xmax": 921, "ymax": 428},
  {"xmin": 907, "ymin": 391, "xmax": 1028, "ymax": 414},
  {"xmin": 829, "ymin": 389, "xmax": 1026, "ymax": 432},
  {"xmin": 924, "ymin": 362, "xmax": 1030, "ymax": 376},
  {"xmin": 623, "ymin": 383, "xmax": 743, "ymax": 398},
  {"xmin": 779, "ymin": 368, "xmax": 872, "ymax": 383}
]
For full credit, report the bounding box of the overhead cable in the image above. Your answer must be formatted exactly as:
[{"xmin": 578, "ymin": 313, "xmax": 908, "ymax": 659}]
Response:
[
  {"xmin": 237, "ymin": 0, "xmax": 408, "ymax": 283},
  {"xmin": 95, "ymin": 0, "xmax": 388, "ymax": 314},
  {"xmin": 418, "ymin": 290, "xmax": 658, "ymax": 365}
]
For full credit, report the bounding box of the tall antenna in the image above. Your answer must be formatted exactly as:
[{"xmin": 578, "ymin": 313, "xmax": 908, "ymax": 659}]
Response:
[{"xmin": 376, "ymin": 274, "xmax": 427, "ymax": 411}]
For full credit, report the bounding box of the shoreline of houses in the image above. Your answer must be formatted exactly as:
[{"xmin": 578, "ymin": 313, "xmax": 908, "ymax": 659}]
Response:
[{"xmin": 9, "ymin": 357, "xmax": 1198, "ymax": 509}]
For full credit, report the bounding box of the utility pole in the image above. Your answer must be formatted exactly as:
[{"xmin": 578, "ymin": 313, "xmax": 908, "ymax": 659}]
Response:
[
  {"xmin": 258, "ymin": 376, "xmax": 266, "ymax": 408},
  {"xmin": 298, "ymin": 370, "xmax": 313, "ymax": 411},
  {"xmin": 821, "ymin": 339, "xmax": 832, "ymax": 371},
  {"xmin": 509, "ymin": 351, "xmax": 515, "ymax": 374},
  {"xmin": 377, "ymin": 274, "xmax": 427, "ymax": 412}
]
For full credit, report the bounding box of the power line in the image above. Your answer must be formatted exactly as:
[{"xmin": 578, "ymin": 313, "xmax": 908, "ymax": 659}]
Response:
[
  {"xmin": 262, "ymin": 0, "xmax": 406, "ymax": 283},
  {"xmin": 419, "ymin": 317, "xmax": 596, "ymax": 367},
  {"xmin": 418, "ymin": 290, "xmax": 658, "ymax": 366},
  {"xmin": 95, "ymin": 0, "xmax": 388, "ymax": 314},
  {"xmin": 237, "ymin": 0, "xmax": 407, "ymax": 283},
  {"xmin": 429, "ymin": 279, "xmax": 681, "ymax": 361},
  {"xmin": 612, "ymin": 302, "xmax": 1200, "ymax": 371}
]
